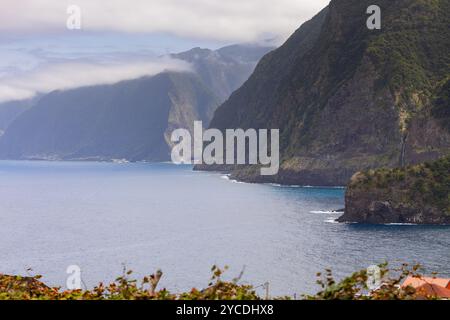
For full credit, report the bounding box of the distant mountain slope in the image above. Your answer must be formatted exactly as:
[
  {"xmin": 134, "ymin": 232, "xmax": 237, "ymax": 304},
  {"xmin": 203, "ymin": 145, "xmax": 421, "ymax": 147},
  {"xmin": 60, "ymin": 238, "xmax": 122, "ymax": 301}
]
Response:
[
  {"xmin": 201, "ymin": 0, "xmax": 450, "ymax": 186},
  {"xmin": 0, "ymin": 99, "xmax": 34, "ymax": 135},
  {"xmin": 0, "ymin": 73, "xmax": 219, "ymax": 161},
  {"xmin": 0, "ymin": 44, "xmax": 273, "ymax": 161}
]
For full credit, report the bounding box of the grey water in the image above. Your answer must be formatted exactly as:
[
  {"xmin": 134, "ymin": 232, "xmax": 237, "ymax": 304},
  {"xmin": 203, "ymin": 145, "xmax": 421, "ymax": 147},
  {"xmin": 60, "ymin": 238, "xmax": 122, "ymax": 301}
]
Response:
[{"xmin": 0, "ymin": 161, "xmax": 448, "ymax": 296}]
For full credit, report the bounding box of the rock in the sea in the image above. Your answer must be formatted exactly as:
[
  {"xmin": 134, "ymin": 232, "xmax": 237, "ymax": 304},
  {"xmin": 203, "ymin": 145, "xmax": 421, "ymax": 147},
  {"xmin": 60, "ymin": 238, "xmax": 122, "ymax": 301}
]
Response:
[{"xmin": 339, "ymin": 157, "xmax": 450, "ymax": 225}]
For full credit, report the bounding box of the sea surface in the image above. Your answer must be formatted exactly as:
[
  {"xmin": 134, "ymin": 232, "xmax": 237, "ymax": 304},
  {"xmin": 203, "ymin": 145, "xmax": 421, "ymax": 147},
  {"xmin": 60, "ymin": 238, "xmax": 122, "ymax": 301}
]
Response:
[{"xmin": 0, "ymin": 161, "xmax": 448, "ymax": 296}]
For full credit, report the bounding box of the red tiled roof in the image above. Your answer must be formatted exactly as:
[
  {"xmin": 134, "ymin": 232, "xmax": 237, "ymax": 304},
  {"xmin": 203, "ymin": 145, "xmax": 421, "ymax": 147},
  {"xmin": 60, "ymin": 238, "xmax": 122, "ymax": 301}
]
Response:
[
  {"xmin": 414, "ymin": 283, "xmax": 450, "ymax": 299},
  {"xmin": 402, "ymin": 276, "xmax": 450, "ymax": 290},
  {"xmin": 402, "ymin": 276, "xmax": 450, "ymax": 299}
]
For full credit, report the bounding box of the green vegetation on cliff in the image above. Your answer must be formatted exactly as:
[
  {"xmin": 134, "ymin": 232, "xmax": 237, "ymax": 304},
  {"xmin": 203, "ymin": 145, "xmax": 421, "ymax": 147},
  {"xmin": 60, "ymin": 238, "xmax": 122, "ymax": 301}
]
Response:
[
  {"xmin": 355, "ymin": 156, "xmax": 450, "ymax": 213},
  {"xmin": 367, "ymin": 0, "xmax": 450, "ymax": 96},
  {"xmin": 202, "ymin": 0, "xmax": 450, "ymax": 186},
  {"xmin": 340, "ymin": 156, "xmax": 450, "ymax": 224}
]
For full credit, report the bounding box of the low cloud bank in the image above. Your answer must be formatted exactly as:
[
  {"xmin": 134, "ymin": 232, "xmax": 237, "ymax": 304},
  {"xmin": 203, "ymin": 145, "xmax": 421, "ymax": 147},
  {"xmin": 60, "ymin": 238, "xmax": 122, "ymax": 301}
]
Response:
[{"xmin": 0, "ymin": 57, "xmax": 191, "ymax": 103}]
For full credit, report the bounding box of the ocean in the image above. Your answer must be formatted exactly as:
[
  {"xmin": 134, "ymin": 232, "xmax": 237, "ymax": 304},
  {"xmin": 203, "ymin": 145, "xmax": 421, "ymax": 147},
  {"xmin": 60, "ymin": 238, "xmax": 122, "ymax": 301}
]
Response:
[{"xmin": 0, "ymin": 161, "xmax": 448, "ymax": 296}]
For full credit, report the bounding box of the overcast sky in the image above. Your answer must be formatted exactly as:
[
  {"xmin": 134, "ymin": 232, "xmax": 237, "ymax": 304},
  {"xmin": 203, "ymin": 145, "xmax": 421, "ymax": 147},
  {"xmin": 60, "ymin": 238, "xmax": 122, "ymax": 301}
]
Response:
[{"xmin": 0, "ymin": 0, "xmax": 329, "ymax": 103}]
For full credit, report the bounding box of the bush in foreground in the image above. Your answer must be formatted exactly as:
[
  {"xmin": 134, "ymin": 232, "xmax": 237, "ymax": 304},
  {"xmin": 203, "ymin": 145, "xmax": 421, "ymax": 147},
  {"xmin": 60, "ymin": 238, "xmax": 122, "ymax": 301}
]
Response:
[{"xmin": 0, "ymin": 264, "xmax": 446, "ymax": 300}]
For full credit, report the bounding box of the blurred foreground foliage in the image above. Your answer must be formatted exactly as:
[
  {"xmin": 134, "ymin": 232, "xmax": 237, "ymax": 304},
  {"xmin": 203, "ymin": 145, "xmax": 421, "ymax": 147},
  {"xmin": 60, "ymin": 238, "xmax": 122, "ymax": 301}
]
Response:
[{"xmin": 0, "ymin": 263, "xmax": 446, "ymax": 300}]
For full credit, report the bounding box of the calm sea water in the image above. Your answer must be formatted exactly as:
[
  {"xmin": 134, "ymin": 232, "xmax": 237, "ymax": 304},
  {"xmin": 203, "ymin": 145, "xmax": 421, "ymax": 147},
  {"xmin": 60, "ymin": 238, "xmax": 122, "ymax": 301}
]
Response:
[{"xmin": 0, "ymin": 161, "xmax": 449, "ymax": 296}]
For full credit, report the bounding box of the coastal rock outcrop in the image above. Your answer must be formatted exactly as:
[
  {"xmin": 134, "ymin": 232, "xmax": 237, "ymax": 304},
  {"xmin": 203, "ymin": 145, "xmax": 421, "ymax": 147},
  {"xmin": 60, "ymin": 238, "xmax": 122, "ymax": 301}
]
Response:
[{"xmin": 339, "ymin": 157, "xmax": 450, "ymax": 225}]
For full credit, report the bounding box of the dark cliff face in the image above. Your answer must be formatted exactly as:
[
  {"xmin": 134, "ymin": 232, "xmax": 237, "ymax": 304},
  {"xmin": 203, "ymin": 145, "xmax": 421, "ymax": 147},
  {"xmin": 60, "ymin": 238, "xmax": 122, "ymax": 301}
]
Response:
[
  {"xmin": 203, "ymin": 0, "xmax": 450, "ymax": 186},
  {"xmin": 339, "ymin": 157, "xmax": 450, "ymax": 225}
]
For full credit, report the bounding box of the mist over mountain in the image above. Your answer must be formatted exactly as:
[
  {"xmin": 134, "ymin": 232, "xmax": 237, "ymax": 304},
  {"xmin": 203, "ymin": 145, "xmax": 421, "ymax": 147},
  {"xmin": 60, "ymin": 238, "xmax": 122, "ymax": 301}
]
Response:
[
  {"xmin": 200, "ymin": 0, "xmax": 450, "ymax": 186},
  {"xmin": 172, "ymin": 44, "xmax": 276, "ymax": 101},
  {"xmin": 0, "ymin": 44, "xmax": 273, "ymax": 161}
]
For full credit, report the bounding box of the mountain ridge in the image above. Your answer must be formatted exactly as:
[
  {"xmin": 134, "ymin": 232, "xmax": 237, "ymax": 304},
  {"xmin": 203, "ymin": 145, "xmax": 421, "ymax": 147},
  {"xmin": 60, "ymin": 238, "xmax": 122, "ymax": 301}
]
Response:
[
  {"xmin": 0, "ymin": 44, "xmax": 273, "ymax": 161},
  {"xmin": 198, "ymin": 0, "xmax": 450, "ymax": 186}
]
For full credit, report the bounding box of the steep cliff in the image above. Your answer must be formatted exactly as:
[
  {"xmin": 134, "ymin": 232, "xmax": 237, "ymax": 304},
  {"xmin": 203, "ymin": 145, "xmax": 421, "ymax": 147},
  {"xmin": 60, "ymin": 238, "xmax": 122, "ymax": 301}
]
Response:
[
  {"xmin": 339, "ymin": 156, "xmax": 450, "ymax": 224},
  {"xmin": 199, "ymin": 0, "xmax": 450, "ymax": 186}
]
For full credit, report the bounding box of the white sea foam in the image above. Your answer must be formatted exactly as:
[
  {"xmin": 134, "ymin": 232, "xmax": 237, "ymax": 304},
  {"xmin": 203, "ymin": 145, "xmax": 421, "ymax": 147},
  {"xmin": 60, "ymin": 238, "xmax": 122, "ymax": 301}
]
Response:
[
  {"xmin": 220, "ymin": 175, "xmax": 245, "ymax": 184},
  {"xmin": 383, "ymin": 223, "xmax": 419, "ymax": 226},
  {"xmin": 325, "ymin": 217, "xmax": 339, "ymax": 224},
  {"xmin": 267, "ymin": 183, "xmax": 283, "ymax": 187},
  {"xmin": 310, "ymin": 210, "xmax": 343, "ymax": 214}
]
